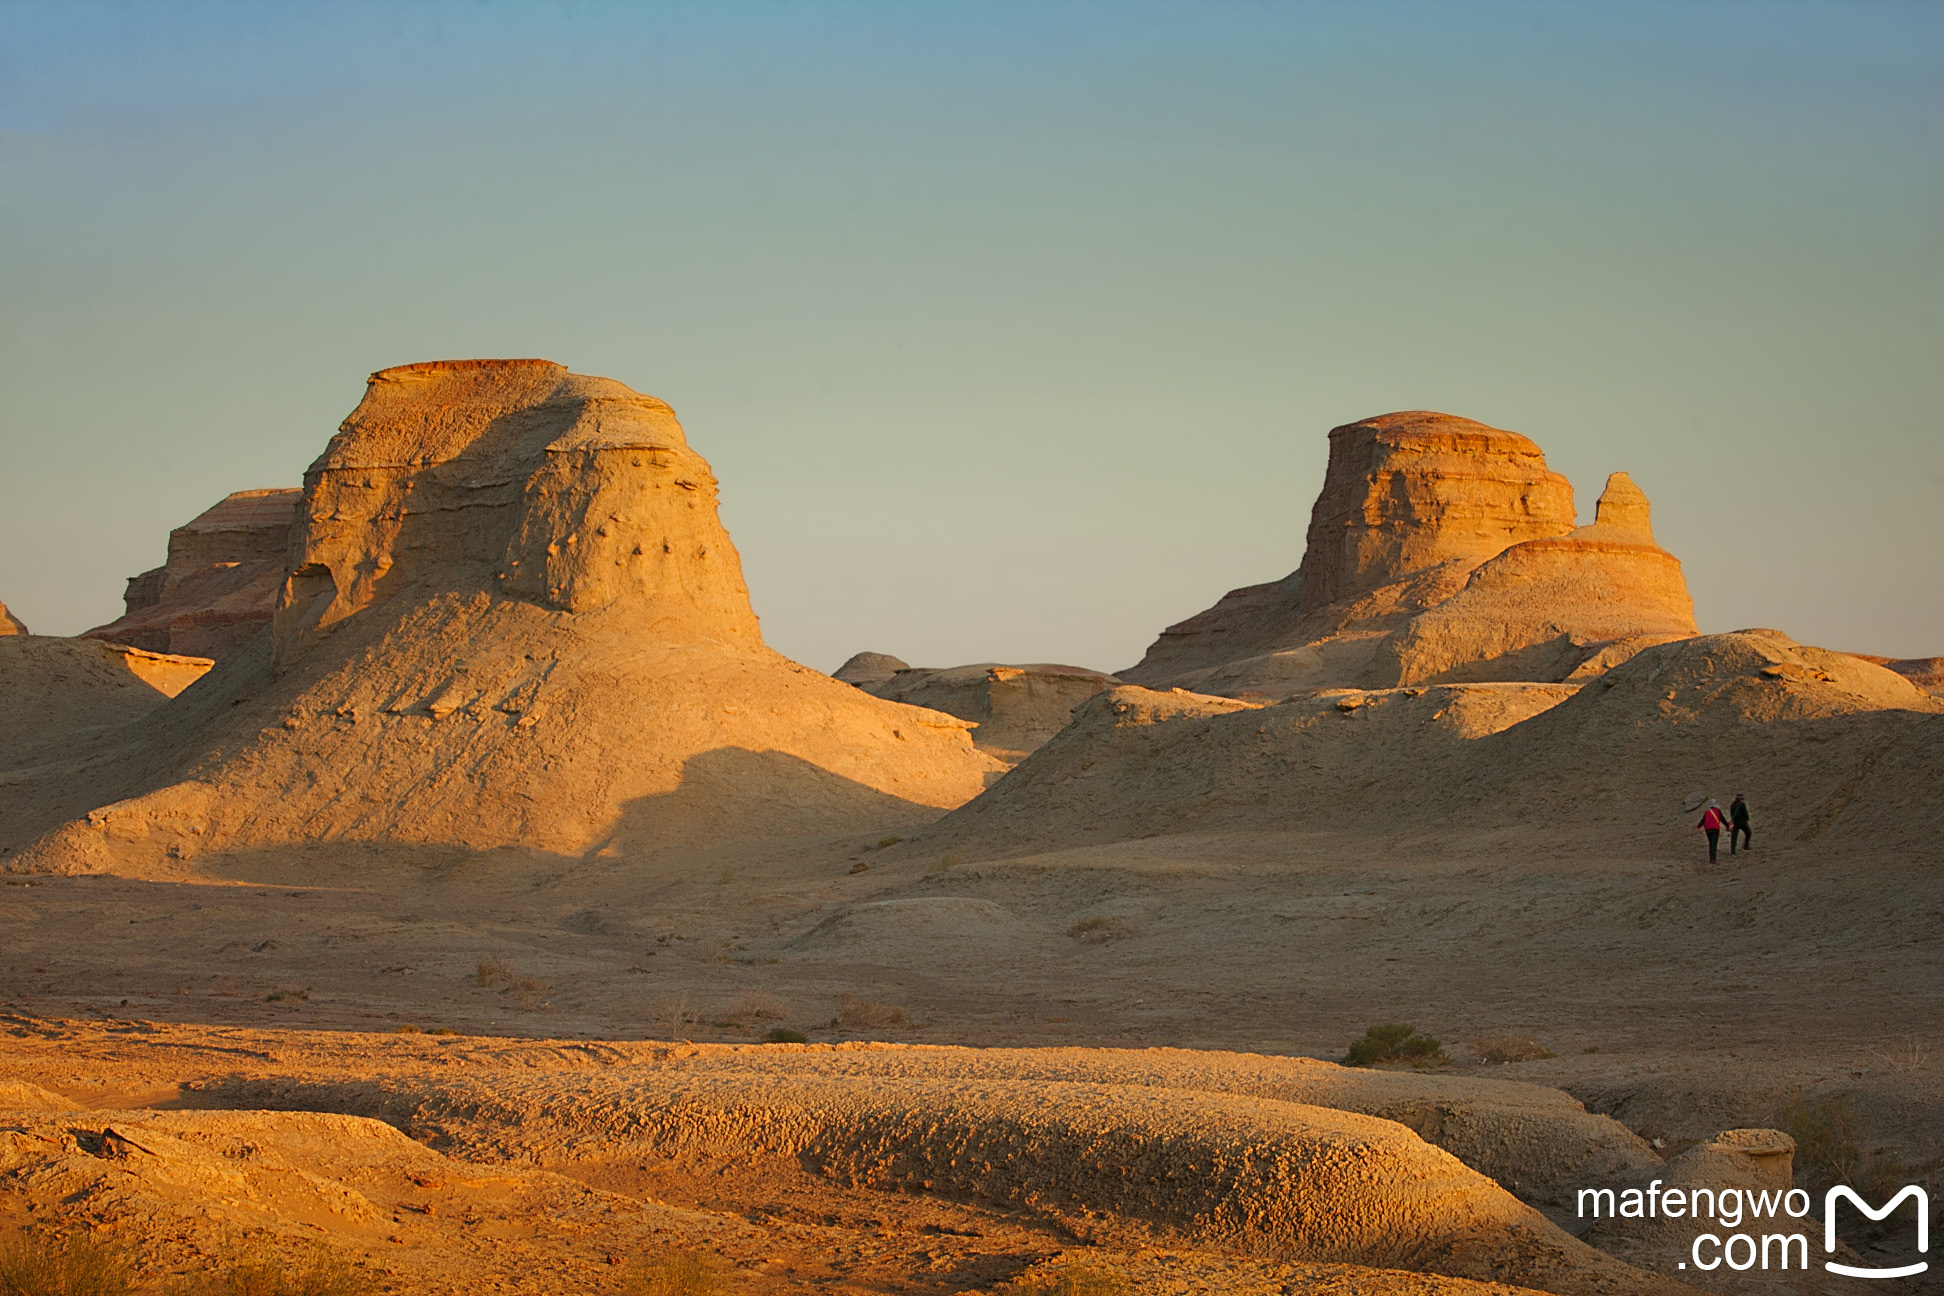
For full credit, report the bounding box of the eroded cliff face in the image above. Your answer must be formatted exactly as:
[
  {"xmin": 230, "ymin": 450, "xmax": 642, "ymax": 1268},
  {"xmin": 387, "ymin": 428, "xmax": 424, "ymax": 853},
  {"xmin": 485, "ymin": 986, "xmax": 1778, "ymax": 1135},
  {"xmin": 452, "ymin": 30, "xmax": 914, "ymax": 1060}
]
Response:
[
  {"xmin": 275, "ymin": 360, "xmax": 760, "ymax": 669},
  {"xmin": 10, "ymin": 360, "xmax": 999, "ymax": 872},
  {"xmin": 1294, "ymin": 412, "xmax": 1578, "ymax": 614},
  {"xmin": 1123, "ymin": 415, "xmax": 1698, "ymax": 697},
  {"xmin": 86, "ymin": 489, "xmax": 299, "ymax": 659},
  {"xmin": 0, "ymin": 600, "xmax": 26, "ymax": 636}
]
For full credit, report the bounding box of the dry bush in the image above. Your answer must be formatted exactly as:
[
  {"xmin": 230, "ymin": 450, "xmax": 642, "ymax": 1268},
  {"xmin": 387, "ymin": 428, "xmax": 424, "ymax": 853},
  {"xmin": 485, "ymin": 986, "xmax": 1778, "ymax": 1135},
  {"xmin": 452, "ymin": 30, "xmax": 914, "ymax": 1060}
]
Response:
[
  {"xmin": 624, "ymin": 1248, "xmax": 722, "ymax": 1296},
  {"xmin": 875, "ymin": 836, "xmax": 903, "ymax": 849},
  {"xmin": 1773, "ymin": 1092, "xmax": 1919, "ymax": 1204},
  {"xmin": 1011, "ymin": 1263, "xmax": 1132, "ymax": 1296},
  {"xmin": 718, "ymin": 991, "xmax": 785, "ymax": 1024},
  {"xmin": 163, "ymin": 1249, "xmax": 376, "ymax": 1296},
  {"xmin": 1869, "ymin": 1035, "xmax": 1933, "ymax": 1074},
  {"xmin": 834, "ymin": 994, "xmax": 909, "ymax": 1030},
  {"xmin": 1472, "ymin": 1034, "xmax": 1554, "ymax": 1064},
  {"xmin": 393, "ymin": 1024, "xmax": 421, "ymax": 1035},
  {"xmin": 765, "ymin": 1027, "xmax": 807, "ymax": 1044},
  {"xmin": 474, "ymin": 958, "xmax": 510, "ymax": 987},
  {"xmin": 0, "ymin": 1234, "xmax": 137, "ymax": 1296},
  {"xmin": 1066, "ymin": 915, "xmax": 1130, "ymax": 944},
  {"xmin": 1344, "ymin": 1023, "xmax": 1446, "ymax": 1067}
]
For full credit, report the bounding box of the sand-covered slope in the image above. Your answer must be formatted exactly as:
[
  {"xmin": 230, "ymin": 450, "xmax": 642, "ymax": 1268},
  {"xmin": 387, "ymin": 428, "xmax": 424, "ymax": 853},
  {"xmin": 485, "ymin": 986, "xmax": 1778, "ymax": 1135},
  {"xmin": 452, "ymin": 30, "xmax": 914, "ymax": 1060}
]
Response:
[
  {"xmin": 1124, "ymin": 414, "xmax": 1699, "ymax": 698},
  {"xmin": 5, "ymin": 360, "xmax": 1000, "ymax": 873},
  {"xmin": 85, "ymin": 488, "xmax": 300, "ymax": 659},
  {"xmin": 0, "ymin": 636, "xmax": 211, "ymax": 771},
  {"xmin": 929, "ymin": 631, "xmax": 1942, "ymax": 857}
]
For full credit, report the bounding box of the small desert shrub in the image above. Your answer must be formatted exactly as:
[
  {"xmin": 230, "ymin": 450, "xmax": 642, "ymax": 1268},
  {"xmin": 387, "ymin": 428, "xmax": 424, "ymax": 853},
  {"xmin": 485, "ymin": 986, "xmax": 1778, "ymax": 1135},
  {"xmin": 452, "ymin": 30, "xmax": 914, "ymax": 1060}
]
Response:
[
  {"xmin": 765, "ymin": 1027, "xmax": 807, "ymax": 1044},
  {"xmin": 164, "ymin": 1250, "xmax": 375, "ymax": 1296},
  {"xmin": 718, "ymin": 991, "xmax": 784, "ymax": 1022},
  {"xmin": 875, "ymin": 836, "xmax": 903, "ymax": 849},
  {"xmin": 0, "ymin": 1234, "xmax": 137, "ymax": 1296},
  {"xmin": 834, "ymin": 994, "xmax": 909, "ymax": 1030},
  {"xmin": 1344, "ymin": 1023, "xmax": 1446, "ymax": 1067},
  {"xmin": 624, "ymin": 1248, "xmax": 722, "ymax": 1296},
  {"xmin": 1869, "ymin": 1035, "xmax": 1933, "ymax": 1074},
  {"xmin": 1066, "ymin": 915, "xmax": 1129, "ymax": 944},
  {"xmin": 1774, "ymin": 1093, "xmax": 1917, "ymax": 1202},
  {"xmin": 474, "ymin": 958, "xmax": 510, "ymax": 987},
  {"xmin": 262, "ymin": 989, "xmax": 307, "ymax": 1003},
  {"xmin": 1011, "ymin": 1263, "xmax": 1132, "ymax": 1296},
  {"xmin": 393, "ymin": 1024, "xmax": 421, "ymax": 1035},
  {"xmin": 1472, "ymin": 1034, "xmax": 1554, "ymax": 1064}
]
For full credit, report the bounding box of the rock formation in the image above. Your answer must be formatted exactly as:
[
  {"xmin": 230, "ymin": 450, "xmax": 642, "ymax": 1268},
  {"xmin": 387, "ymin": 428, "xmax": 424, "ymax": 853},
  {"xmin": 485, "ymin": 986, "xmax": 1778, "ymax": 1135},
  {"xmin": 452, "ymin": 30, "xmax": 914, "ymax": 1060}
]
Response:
[
  {"xmin": 1848, "ymin": 653, "xmax": 1944, "ymax": 698},
  {"xmin": 1122, "ymin": 412, "xmax": 1698, "ymax": 697},
  {"xmin": 833, "ymin": 651, "xmax": 909, "ymax": 686},
  {"xmin": 85, "ymin": 488, "xmax": 300, "ymax": 659},
  {"xmin": 857, "ymin": 662, "xmax": 1122, "ymax": 761},
  {"xmin": 0, "ymin": 600, "xmax": 27, "ymax": 635},
  {"xmin": 6, "ymin": 360, "xmax": 1000, "ymax": 872}
]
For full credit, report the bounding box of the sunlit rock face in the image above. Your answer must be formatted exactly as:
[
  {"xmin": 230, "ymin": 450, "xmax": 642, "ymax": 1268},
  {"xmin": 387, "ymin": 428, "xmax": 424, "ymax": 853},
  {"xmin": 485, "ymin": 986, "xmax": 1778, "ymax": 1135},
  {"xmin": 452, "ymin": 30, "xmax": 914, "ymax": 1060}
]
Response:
[
  {"xmin": 12, "ymin": 360, "xmax": 1000, "ymax": 873},
  {"xmin": 1123, "ymin": 413, "xmax": 1698, "ymax": 697}
]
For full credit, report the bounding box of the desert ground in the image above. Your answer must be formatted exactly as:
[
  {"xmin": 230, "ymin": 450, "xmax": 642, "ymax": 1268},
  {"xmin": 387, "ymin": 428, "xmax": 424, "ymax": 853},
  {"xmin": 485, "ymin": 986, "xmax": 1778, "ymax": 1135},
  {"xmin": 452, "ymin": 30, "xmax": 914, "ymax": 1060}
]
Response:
[{"xmin": 3, "ymin": 363, "xmax": 1938, "ymax": 1294}]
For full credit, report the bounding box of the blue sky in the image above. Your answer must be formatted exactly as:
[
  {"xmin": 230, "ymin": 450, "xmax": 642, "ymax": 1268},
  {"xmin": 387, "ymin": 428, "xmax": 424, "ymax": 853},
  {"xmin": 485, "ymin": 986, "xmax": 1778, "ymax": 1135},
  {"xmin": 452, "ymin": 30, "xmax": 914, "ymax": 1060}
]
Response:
[{"xmin": 3, "ymin": 1, "xmax": 1939, "ymax": 669}]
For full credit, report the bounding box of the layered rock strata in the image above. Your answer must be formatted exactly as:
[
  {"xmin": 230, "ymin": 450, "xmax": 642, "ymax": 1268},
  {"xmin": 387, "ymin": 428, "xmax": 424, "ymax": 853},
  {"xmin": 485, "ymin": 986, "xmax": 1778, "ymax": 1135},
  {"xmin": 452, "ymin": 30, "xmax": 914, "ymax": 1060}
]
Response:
[
  {"xmin": 86, "ymin": 488, "xmax": 300, "ymax": 659},
  {"xmin": 8, "ymin": 360, "xmax": 999, "ymax": 871},
  {"xmin": 1124, "ymin": 412, "xmax": 1698, "ymax": 697}
]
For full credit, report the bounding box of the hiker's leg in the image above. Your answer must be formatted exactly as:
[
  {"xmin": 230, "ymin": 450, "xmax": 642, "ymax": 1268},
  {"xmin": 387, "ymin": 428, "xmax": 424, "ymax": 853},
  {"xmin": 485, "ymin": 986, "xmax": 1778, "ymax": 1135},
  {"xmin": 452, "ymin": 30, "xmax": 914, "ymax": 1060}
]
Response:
[{"xmin": 1706, "ymin": 828, "xmax": 1719, "ymax": 861}]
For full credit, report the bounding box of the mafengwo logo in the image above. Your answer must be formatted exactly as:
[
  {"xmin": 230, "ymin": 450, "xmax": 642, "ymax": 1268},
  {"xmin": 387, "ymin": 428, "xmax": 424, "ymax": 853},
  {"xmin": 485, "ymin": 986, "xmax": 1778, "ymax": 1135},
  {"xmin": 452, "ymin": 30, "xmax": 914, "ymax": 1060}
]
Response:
[
  {"xmin": 1824, "ymin": 1186, "xmax": 1930, "ymax": 1280},
  {"xmin": 1578, "ymin": 1182, "xmax": 1930, "ymax": 1276}
]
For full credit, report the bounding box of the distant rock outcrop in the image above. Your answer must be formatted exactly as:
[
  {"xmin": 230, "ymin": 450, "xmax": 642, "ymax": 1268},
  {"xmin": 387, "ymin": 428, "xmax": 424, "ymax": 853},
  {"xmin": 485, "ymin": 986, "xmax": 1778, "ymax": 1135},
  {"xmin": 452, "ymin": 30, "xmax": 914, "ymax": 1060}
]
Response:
[
  {"xmin": 0, "ymin": 600, "xmax": 26, "ymax": 636},
  {"xmin": 1847, "ymin": 654, "xmax": 1944, "ymax": 698},
  {"xmin": 1122, "ymin": 413, "xmax": 1697, "ymax": 697},
  {"xmin": 6, "ymin": 360, "xmax": 1000, "ymax": 872},
  {"xmin": 833, "ymin": 652, "xmax": 910, "ymax": 686},
  {"xmin": 85, "ymin": 488, "xmax": 299, "ymax": 659},
  {"xmin": 858, "ymin": 663, "xmax": 1122, "ymax": 762}
]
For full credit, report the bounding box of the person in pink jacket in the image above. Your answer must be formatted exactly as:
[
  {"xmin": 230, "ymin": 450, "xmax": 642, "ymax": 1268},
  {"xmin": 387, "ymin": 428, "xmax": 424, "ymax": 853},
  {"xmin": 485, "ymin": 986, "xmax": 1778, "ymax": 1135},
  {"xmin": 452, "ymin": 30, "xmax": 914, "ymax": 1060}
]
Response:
[{"xmin": 1697, "ymin": 801, "xmax": 1727, "ymax": 863}]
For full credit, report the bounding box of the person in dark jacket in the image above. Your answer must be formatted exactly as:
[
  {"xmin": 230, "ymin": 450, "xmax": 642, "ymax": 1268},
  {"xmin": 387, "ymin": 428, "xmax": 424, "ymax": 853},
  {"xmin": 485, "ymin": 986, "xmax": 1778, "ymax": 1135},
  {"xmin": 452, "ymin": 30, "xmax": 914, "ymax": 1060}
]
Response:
[
  {"xmin": 1729, "ymin": 793, "xmax": 1751, "ymax": 855},
  {"xmin": 1697, "ymin": 801, "xmax": 1727, "ymax": 863}
]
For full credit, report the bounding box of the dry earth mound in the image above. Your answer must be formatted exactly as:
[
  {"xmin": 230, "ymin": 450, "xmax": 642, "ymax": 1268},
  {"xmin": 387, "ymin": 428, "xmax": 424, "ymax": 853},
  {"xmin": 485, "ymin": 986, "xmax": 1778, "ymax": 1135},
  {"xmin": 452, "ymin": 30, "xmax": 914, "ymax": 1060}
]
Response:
[
  {"xmin": 926, "ymin": 631, "xmax": 1942, "ymax": 857},
  {"xmin": 1848, "ymin": 653, "xmax": 1944, "ymax": 698},
  {"xmin": 5, "ymin": 360, "xmax": 999, "ymax": 874},
  {"xmin": 832, "ymin": 650, "xmax": 909, "ymax": 685},
  {"xmin": 85, "ymin": 488, "xmax": 301, "ymax": 659},
  {"xmin": 71, "ymin": 1035, "xmax": 1684, "ymax": 1296},
  {"xmin": 859, "ymin": 661, "xmax": 1122, "ymax": 761},
  {"xmin": 1123, "ymin": 414, "xmax": 1697, "ymax": 698},
  {"xmin": 0, "ymin": 636, "xmax": 211, "ymax": 771}
]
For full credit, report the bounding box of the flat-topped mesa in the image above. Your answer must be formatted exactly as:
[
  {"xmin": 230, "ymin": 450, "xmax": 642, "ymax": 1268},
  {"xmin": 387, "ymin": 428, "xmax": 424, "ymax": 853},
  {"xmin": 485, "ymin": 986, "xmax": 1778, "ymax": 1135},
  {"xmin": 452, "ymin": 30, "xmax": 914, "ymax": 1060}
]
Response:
[
  {"xmin": 1295, "ymin": 412, "xmax": 1578, "ymax": 614},
  {"xmin": 85, "ymin": 488, "xmax": 300, "ymax": 659},
  {"xmin": 275, "ymin": 358, "xmax": 760, "ymax": 668},
  {"xmin": 0, "ymin": 600, "xmax": 25, "ymax": 636}
]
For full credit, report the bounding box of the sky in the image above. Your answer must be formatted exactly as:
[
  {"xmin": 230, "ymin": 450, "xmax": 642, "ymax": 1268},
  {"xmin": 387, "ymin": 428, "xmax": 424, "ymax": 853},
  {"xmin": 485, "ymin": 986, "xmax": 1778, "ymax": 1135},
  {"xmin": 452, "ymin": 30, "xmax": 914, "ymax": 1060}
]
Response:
[{"xmin": 1, "ymin": 1, "xmax": 1939, "ymax": 672}]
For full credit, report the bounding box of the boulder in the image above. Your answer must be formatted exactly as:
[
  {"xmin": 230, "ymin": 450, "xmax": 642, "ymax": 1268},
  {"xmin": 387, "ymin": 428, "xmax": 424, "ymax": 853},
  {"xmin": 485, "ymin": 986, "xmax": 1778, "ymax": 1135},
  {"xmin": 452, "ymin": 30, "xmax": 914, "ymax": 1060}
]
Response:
[
  {"xmin": 85, "ymin": 488, "xmax": 299, "ymax": 659},
  {"xmin": 7, "ymin": 360, "xmax": 1001, "ymax": 872}
]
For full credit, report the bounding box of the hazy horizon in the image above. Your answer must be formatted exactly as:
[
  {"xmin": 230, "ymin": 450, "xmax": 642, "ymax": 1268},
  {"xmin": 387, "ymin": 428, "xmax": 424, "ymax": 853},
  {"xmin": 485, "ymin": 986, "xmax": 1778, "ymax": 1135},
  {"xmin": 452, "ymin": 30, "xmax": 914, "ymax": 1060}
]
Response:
[{"xmin": 4, "ymin": 1, "xmax": 1939, "ymax": 670}]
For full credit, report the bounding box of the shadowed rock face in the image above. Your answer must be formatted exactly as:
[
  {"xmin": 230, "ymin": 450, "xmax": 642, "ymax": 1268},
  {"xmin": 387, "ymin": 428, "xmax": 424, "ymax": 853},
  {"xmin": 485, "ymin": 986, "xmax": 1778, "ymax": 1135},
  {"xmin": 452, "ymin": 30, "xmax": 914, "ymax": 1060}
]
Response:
[
  {"xmin": 85, "ymin": 488, "xmax": 299, "ymax": 659},
  {"xmin": 1124, "ymin": 414, "xmax": 1698, "ymax": 697}
]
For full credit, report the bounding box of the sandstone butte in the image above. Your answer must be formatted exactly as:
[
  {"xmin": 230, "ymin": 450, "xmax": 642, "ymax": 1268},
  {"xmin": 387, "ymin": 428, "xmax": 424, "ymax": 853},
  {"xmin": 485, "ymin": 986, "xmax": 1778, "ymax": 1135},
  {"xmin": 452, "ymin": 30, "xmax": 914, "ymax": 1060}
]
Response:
[
  {"xmin": 7, "ymin": 359, "xmax": 1001, "ymax": 874},
  {"xmin": 85, "ymin": 487, "xmax": 301, "ymax": 659},
  {"xmin": 0, "ymin": 598, "xmax": 27, "ymax": 635},
  {"xmin": 1120, "ymin": 411, "xmax": 1699, "ymax": 698}
]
